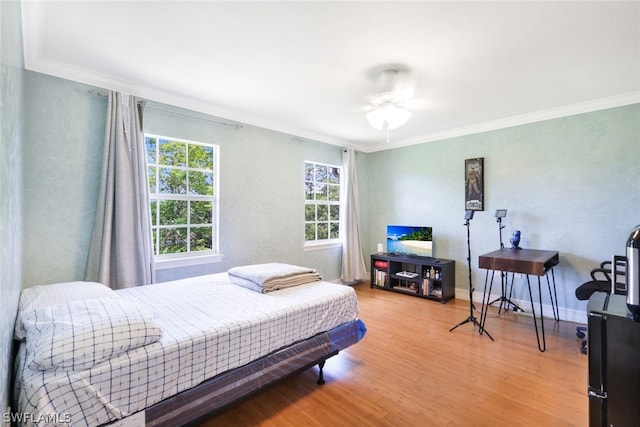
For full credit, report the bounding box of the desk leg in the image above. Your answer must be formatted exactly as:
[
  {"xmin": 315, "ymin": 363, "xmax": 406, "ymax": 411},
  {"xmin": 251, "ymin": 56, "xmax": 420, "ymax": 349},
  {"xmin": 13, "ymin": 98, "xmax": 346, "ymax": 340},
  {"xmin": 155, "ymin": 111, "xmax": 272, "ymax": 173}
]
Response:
[
  {"xmin": 526, "ymin": 274, "xmax": 546, "ymax": 352},
  {"xmin": 546, "ymin": 269, "xmax": 560, "ymax": 321}
]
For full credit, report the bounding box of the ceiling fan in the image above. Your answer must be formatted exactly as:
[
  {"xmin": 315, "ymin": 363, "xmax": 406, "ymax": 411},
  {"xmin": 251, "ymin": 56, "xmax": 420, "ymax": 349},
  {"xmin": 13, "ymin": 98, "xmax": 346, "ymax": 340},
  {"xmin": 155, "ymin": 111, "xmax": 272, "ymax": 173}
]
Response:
[{"xmin": 365, "ymin": 68, "xmax": 415, "ymax": 141}]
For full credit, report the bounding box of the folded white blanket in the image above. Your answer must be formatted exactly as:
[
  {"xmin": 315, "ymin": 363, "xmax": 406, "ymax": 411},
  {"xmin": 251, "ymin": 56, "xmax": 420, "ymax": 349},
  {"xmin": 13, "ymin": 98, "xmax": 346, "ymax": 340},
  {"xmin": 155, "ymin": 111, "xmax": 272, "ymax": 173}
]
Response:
[{"xmin": 228, "ymin": 263, "xmax": 322, "ymax": 293}]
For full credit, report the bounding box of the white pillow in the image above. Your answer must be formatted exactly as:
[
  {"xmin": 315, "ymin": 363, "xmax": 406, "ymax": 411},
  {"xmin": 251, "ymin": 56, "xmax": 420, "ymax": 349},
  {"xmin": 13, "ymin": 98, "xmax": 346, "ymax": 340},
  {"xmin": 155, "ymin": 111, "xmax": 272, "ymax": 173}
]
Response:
[
  {"xmin": 23, "ymin": 298, "xmax": 162, "ymax": 371},
  {"xmin": 14, "ymin": 281, "xmax": 122, "ymax": 340}
]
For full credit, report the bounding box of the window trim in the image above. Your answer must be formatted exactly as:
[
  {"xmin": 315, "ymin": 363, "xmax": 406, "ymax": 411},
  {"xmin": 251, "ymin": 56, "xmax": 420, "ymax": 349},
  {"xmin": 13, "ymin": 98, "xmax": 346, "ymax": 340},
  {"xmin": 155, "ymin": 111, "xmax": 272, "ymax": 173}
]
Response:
[
  {"xmin": 303, "ymin": 241, "xmax": 342, "ymax": 252},
  {"xmin": 154, "ymin": 253, "xmax": 224, "ymax": 270},
  {"xmin": 304, "ymin": 160, "xmax": 342, "ymax": 248}
]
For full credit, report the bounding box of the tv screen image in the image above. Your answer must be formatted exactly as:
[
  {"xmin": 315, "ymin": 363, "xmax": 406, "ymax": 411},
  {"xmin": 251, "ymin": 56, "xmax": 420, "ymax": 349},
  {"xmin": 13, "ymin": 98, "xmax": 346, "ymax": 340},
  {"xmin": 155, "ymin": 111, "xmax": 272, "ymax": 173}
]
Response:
[{"xmin": 386, "ymin": 225, "xmax": 433, "ymax": 257}]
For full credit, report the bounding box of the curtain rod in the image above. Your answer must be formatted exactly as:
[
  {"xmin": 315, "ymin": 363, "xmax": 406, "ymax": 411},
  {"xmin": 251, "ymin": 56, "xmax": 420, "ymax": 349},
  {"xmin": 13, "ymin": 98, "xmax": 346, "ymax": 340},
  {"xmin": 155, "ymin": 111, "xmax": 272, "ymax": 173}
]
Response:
[
  {"xmin": 88, "ymin": 89, "xmax": 109, "ymax": 97},
  {"xmin": 87, "ymin": 89, "xmax": 243, "ymax": 129}
]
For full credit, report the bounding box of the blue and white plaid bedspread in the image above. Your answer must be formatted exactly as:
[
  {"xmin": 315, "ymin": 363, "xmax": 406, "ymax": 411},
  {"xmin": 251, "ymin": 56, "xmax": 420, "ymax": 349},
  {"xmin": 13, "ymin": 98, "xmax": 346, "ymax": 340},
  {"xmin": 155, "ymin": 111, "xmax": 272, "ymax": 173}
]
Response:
[{"xmin": 14, "ymin": 273, "xmax": 359, "ymax": 426}]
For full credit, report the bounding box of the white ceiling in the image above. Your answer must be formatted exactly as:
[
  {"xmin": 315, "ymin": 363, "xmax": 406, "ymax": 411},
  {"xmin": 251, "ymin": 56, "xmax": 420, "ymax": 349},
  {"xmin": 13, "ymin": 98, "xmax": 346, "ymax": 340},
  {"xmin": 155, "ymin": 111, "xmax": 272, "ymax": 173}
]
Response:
[{"xmin": 21, "ymin": 1, "xmax": 640, "ymax": 152}]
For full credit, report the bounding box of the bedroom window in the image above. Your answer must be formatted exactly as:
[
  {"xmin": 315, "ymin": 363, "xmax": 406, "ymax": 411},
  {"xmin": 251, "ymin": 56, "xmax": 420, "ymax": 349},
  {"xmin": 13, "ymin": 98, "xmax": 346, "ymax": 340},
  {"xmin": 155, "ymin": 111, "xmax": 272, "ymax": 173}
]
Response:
[
  {"xmin": 145, "ymin": 134, "xmax": 219, "ymax": 260},
  {"xmin": 304, "ymin": 161, "xmax": 341, "ymax": 246}
]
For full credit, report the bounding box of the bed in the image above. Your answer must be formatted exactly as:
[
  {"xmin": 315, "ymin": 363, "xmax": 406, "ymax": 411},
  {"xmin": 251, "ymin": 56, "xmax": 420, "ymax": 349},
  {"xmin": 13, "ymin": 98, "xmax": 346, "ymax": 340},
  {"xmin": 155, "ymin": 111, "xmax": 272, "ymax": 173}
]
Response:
[{"xmin": 13, "ymin": 265, "xmax": 366, "ymax": 426}]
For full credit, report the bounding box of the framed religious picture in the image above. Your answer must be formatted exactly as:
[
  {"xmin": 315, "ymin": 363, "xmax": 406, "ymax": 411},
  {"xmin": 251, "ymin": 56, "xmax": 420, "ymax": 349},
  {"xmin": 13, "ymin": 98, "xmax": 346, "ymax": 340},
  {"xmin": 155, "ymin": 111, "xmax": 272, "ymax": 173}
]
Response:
[{"xmin": 465, "ymin": 157, "xmax": 484, "ymax": 211}]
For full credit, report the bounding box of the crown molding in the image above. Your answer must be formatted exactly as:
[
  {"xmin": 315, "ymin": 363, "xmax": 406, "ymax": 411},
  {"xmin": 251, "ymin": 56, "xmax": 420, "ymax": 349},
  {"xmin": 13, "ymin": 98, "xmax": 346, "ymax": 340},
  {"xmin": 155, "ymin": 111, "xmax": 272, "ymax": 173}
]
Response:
[
  {"xmin": 23, "ymin": 56, "xmax": 350, "ymax": 147},
  {"xmin": 24, "ymin": 56, "xmax": 639, "ymax": 154},
  {"xmin": 357, "ymin": 91, "xmax": 640, "ymax": 153}
]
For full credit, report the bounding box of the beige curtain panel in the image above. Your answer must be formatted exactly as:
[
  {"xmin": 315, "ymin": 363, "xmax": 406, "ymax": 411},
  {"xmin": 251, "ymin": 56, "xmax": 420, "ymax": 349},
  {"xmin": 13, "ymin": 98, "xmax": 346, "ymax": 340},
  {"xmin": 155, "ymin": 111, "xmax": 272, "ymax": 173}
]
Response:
[{"xmin": 85, "ymin": 91, "xmax": 155, "ymax": 289}]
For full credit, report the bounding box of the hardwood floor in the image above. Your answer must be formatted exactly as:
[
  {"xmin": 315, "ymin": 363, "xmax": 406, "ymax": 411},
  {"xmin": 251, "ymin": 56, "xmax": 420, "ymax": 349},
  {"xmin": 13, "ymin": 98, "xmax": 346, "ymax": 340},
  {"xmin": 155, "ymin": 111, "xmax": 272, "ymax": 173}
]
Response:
[{"xmin": 199, "ymin": 283, "xmax": 588, "ymax": 426}]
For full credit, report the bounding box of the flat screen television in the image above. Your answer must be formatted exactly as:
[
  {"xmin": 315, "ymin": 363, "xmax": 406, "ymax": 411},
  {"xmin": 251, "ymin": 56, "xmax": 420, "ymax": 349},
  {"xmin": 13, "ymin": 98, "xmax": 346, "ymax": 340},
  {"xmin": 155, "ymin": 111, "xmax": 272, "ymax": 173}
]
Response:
[{"xmin": 386, "ymin": 225, "xmax": 433, "ymax": 257}]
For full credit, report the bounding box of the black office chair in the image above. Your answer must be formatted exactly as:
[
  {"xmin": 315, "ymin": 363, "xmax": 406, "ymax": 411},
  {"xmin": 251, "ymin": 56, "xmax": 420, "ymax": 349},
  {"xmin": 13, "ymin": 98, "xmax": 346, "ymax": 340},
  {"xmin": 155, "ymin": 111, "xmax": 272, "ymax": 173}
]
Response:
[{"xmin": 575, "ymin": 256, "xmax": 627, "ymax": 354}]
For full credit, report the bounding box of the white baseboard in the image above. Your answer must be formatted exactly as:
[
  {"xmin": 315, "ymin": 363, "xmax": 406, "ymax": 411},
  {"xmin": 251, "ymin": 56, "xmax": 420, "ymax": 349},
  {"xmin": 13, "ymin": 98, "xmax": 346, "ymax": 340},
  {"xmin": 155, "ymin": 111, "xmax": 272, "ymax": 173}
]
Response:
[{"xmin": 455, "ymin": 288, "xmax": 587, "ymax": 325}]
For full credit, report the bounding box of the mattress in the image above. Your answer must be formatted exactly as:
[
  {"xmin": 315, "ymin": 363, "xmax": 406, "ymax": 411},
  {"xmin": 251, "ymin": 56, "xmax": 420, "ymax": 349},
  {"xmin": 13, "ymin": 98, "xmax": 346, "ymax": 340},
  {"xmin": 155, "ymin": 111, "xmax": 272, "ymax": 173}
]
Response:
[{"xmin": 14, "ymin": 273, "xmax": 360, "ymax": 427}]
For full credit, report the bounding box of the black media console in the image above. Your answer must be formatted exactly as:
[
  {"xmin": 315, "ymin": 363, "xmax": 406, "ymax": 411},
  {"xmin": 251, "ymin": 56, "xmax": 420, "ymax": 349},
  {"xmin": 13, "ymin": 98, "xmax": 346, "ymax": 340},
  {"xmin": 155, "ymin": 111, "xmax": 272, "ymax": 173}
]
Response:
[{"xmin": 370, "ymin": 253, "xmax": 455, "ymax": 303}]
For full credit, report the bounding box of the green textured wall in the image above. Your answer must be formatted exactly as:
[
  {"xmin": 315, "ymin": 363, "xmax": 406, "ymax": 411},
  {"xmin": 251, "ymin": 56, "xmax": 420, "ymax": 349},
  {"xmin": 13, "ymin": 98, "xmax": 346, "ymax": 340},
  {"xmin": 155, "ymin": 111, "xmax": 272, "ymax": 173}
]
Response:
[
  {"xmin": 364, "ymin": 104, "xmax": 640, "ymax": 317},
  {"xmin": 144, "ymin": 103, "xmax": 343, "ymax": 282},
  {"xmin": 22, "ymin": 72, "xmax": 107, "ymax": 287},
  {"xmin": 21, "ymin": 72, "xmax": 344, "ymax": 286},
  {"xmin": 0, "ymin": 0, "xmax": 24, "ymax": 419}
]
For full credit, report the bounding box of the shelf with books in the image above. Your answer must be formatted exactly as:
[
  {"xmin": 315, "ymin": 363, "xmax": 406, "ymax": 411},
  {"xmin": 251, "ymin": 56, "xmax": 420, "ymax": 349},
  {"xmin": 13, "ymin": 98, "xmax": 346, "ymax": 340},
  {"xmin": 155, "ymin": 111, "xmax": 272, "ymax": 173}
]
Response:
[{"xmin": 373, "ymin": 269, "xmax": 388, "ymax": 287}]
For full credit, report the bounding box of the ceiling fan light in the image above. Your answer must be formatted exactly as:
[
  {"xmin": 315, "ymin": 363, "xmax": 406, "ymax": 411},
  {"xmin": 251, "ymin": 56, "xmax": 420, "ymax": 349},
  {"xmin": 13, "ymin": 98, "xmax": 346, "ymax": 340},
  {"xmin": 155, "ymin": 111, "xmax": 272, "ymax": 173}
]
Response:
[
  {"xmin": 385, "ymin": 105, "xmax": 411, "ymax": 130},
  {"xmin": 366, "ymin": 108, "xmax": 386, "ymax": 130},
  {"xmin": 367, "ymin": 102, "xmax": 412, "ymax": 132}
]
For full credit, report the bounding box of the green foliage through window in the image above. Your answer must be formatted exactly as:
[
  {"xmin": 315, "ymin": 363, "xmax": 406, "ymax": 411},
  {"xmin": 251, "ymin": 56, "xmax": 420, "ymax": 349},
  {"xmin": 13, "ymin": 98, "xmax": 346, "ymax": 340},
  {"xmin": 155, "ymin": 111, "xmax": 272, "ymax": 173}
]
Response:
[
  {"xmin": 304, "ymin": 161, "xmax": 341, "ymax": 242},
  {"xmin": 146, "ymin": 134, "xmax": 218, "ymax": 256}
]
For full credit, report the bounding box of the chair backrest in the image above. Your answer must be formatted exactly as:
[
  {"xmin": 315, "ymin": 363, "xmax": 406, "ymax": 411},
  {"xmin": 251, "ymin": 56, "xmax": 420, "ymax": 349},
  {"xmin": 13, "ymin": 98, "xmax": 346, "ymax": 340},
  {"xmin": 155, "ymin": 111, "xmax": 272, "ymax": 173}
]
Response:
[
  {"xmin": 612, "ymin": 255, "xmax": 627, "ymax": 295},
  {"xmin": 575, "ymin": 256, "xmax": 628, "ymax": 301}
]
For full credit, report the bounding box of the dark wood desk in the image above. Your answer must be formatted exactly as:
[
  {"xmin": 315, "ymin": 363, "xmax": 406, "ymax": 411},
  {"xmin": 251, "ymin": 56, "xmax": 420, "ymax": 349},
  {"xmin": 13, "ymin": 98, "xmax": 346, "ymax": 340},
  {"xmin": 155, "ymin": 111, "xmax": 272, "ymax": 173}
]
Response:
[
  {"xmin": 478, "ymin": 248, "xmax": 560, "ymax": 352},
  {"xmin": 479, "ymin": 248, "xmax": 559, "ymax": 276}
]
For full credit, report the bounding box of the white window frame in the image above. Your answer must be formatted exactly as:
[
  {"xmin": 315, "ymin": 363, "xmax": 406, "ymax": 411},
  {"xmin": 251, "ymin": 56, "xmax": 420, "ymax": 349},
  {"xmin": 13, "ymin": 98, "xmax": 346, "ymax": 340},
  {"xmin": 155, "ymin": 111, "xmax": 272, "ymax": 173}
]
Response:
[
  {"xmin": 145, "ymin": 133, "xmax": 221, "ymax": 268},
  {"xmin": 304, "ymin": 160, "xmax": 342, "ymax": 250}
]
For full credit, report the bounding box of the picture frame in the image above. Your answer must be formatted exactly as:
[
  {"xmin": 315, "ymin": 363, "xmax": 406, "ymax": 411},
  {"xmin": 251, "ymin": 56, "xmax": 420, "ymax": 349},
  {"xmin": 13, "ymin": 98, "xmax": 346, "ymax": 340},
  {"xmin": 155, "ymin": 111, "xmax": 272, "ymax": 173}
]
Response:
[{"xmin": 465, "ymin": 157, "xmax": 484, "ymax": 211}]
